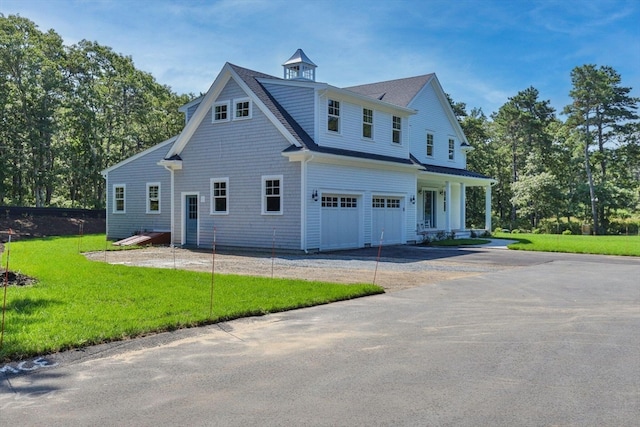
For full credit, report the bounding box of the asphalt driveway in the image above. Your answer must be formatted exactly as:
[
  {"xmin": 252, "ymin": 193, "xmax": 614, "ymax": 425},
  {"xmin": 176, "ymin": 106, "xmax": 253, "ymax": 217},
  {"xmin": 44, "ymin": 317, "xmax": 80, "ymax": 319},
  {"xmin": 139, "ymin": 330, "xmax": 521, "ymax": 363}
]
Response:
[{"xmin": 2, "ymin": 246, "xmax": 639, "ymax": 426}]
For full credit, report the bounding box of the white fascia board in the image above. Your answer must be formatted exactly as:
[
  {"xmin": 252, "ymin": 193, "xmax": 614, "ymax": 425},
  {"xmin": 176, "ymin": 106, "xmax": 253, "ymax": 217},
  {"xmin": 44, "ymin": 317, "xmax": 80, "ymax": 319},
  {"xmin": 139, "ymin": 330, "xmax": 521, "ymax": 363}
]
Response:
[
  {"xmin": 100, "ymin": 136, "xmax": 177, "ymax": 177},
  {"xmin": 322, "ymin": 85, "xmax": 417, "ymax": 116},
  {"xmin": 418, "ymin": 169, "xmax": 496, "ymax": 185},
  {"xmin": 165, "ymin": 65, "xmax": 234, "ymax": 159},
  {"xmin": 282, "ymin": 150, "xmax": 422, "ymax": 172}
]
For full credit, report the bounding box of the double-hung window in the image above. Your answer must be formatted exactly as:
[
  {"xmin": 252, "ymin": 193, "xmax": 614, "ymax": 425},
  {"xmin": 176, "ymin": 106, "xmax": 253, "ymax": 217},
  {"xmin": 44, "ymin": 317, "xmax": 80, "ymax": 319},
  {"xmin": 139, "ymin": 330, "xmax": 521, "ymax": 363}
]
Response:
[
  {"xmin": 234, "ymin": 98, "xmax": 252, "ymax": 120},
  {"xmin": 210, "ymin": 178, "xmax": 228, "ymax": 214},
  {"xmin": 262, "ymin": 175, "xmax": 283, "ymax": 215},
  {"xmin": 448, "ymin": 138, "xmax": 455, "ymax": 160},
  {"xmin": 113, "ymin": 184, "xmax": 126, "ymax": 213},
  {"xmin": 328, "ymin": 99, "xmax": 340, "ymax": 132},
  {"xmin": 392, "ymin": 116, "xmax": 402, "ymax": 144},
  {"xmin": 146, "ymin": 183, "xmax": 160, "ymax": 214},
  {"xmin": 426, "ymin": 133, "xmax": 434, "ymax": 157},
  {"xmin": 213, "ymin": 101, "xmax": 230, "ymax": 122},
  {"xmin": 362, "ymin": 108, "xmax": 373, "ymax": 139}
]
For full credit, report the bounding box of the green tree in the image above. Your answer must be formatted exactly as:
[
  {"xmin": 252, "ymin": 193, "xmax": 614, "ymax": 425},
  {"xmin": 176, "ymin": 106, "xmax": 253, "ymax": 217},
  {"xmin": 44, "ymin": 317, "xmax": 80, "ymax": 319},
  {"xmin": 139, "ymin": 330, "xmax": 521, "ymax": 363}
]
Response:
[
  {"xmin": 564, "ymin": 65, "xmax": 639, "ymax": 233},
  {"xmin": 492, "ymin": 87, "xmax": 555, "ymax": 228},
  {"xmin": 0, "ymin": 14, "xmax": 66, "ymax": 206}
]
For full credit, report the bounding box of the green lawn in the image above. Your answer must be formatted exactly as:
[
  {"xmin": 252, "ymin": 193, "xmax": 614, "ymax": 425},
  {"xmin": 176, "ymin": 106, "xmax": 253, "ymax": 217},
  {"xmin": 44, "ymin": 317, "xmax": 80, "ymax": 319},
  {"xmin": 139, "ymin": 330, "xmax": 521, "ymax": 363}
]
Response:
[
  {"xmin": 494, "ymin": 232, "xmax": 640, "ymax": 256},
  {"xmin": 0, "ymin": 235, "xmax": 383, "ymax": 361}
]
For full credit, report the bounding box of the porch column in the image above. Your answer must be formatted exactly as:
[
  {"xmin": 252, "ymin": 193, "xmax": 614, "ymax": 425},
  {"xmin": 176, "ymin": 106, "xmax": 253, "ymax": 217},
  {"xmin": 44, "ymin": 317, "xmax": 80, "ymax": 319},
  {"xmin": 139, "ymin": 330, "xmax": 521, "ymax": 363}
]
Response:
[
  {"xmin": 445, "ymin": 181, "xmax": 451, "ymax": 232},
  {"xmin": 485, "ymin": 184, "xmax": 492, "ymax": 232},
  {"xmin": 459, "ymin": 182, "xmax": 466, "ymax": 231}
]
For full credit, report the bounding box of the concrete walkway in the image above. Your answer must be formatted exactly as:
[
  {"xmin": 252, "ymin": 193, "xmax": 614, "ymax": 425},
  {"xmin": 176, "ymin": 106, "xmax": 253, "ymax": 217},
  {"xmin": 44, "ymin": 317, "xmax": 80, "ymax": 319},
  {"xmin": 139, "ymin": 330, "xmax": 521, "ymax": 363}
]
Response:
[{"xmin": 2, "ymin": 250, "xmax": 639, "ymax": 426}]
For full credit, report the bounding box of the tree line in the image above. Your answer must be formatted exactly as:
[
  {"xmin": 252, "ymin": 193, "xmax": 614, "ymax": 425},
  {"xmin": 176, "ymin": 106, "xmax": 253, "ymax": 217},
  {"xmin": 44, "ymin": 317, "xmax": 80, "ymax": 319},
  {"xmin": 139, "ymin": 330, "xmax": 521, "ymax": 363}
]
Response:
[
  {"xmin": 2, "ymin": 15, "xmax": 638, "ymax": 234},
  {"xmin": 0, "ymin": 14, "xmax": 190, "ymax": 209},
  {"xmin": 456, "ymin": 66, "xmax": 639, "ymax": 235}
]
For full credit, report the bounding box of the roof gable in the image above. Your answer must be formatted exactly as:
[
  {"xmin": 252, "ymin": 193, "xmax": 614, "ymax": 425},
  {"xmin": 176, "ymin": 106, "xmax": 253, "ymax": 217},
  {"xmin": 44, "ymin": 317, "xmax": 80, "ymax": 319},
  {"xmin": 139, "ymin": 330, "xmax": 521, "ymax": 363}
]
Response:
[{"xmin": 165, "ymin": 63, "xmax": 313, "ymax": 159}]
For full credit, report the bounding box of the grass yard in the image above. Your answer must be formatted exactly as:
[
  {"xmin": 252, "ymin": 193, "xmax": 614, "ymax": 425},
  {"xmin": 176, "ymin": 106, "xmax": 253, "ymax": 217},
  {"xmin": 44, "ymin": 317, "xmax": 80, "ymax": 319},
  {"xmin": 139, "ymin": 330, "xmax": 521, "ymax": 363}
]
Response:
[
  {"xmin": 0, "ymin": 235, "xmax": 383, "ymax": 361},
  {"xmin": 493, "ymin": 232, "xmax": 640, "ymax": 256}
]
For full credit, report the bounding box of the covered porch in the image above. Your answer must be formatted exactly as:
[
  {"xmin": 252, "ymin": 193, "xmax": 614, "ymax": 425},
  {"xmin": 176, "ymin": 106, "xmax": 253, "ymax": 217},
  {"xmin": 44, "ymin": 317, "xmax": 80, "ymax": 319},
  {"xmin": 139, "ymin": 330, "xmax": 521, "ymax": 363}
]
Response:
[{"xmin": 415, "ymin": 166, "xmax": 494, "ymax": 240}]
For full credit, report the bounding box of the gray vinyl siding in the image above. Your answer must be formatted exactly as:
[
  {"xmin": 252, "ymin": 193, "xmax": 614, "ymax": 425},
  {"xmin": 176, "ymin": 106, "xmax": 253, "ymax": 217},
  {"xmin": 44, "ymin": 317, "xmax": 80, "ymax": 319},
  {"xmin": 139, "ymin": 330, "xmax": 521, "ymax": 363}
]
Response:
[
  {"xmin": 173, "ymin": 78, "xmax": 302, "ymax": 250},
  {"xmin": 262, "ymin": 83, "xmax": 315, "ymax": 137},
  {"xmin": 105, "ymin": 143, "xmax": 172, "ymax": 240},
  {"xmin": 186, "ymin": 102, "xmax": 200, "ymax": 122}
]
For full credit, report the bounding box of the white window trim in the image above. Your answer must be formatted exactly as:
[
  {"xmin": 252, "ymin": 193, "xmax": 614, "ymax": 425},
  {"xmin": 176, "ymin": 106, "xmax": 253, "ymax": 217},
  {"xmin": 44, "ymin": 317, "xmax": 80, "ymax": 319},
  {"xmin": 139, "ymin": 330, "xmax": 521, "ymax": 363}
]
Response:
[
  {"xmin": 113, "ymin": 184, "xmax": 126, "ymax": 214},
  {"xmin": 233, "ymin": 97, "xmax": 252, "ymax": 120},
  {"xmin": 262, "ymin": 175, "xmax": 283, "ymax": 215},
  {"xmin": 426, "ymin": 131, "xmax": 434, "ymax": 157},
  {"xmin": 448, "ymin": 137, "xmax": 456, "ymax": 161},
  {"xmin": 146, "ymin": 182, "xmax": 161, "ymax": 214},
  {"xmin": 212, "ymin": 101, "xmax": 230, "ymax": 123},
  {"xmin": 210, "ymin": 177, "xmax": 229, "ymax": 215},
  {"xmin": 327, "ymin": 99, "xmax": 340, "ymax": 134},
  {"xmin": 362, "ymin": 107, "xmax": 373, "ymax": 140},
  {"xmin": 392, "ymin": 116, "xmax": 402, "ymax": 145}
]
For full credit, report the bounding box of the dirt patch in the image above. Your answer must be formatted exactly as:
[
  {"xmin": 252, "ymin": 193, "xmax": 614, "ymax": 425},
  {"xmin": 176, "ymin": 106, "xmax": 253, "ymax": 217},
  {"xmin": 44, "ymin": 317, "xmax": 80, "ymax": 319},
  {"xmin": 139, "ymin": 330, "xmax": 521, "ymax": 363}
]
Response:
[
  {"xmin": 0, "ymin": 270, "xmax": 37, "ymax": 287},
  {"xmin": 84, "ymin": 246, "xmax": 496, "ymax": 292}
]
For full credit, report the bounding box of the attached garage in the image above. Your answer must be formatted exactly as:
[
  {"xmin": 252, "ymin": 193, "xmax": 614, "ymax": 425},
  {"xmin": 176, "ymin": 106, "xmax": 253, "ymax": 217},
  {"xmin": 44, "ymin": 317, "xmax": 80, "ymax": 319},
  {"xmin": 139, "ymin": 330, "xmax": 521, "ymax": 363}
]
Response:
[
  {"xmin": 320, "ymin": 194, "xmax": 361, "ymax": 250},
  {"xmin": 371, "ymin": 196, "xmax": 404, "ymax": 246}
]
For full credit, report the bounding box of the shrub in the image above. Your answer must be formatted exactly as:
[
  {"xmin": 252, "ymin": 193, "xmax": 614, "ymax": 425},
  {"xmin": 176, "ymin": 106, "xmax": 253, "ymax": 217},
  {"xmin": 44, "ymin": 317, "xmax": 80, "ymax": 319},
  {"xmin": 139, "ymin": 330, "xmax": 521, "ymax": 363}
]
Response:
[{"xmin": 562, "ymin": 229, "xmax": 572, "ymax": 235}]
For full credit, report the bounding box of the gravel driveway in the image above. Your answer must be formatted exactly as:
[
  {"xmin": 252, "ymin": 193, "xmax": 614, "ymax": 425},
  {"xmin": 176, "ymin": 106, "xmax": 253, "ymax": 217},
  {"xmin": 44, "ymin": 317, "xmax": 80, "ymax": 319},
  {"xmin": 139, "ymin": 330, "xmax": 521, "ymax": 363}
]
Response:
[{"xmin": 85, "ymin": 242, "xmax": 512, "ymax": 292}]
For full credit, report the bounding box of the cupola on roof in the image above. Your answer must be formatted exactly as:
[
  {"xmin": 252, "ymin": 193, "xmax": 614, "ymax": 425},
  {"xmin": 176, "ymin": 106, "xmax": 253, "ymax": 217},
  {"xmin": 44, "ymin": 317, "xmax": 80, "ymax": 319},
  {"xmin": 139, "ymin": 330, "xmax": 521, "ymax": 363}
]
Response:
[{"xmin": 283, "ymin": 48, "xmax": 316, "ymax": 81}]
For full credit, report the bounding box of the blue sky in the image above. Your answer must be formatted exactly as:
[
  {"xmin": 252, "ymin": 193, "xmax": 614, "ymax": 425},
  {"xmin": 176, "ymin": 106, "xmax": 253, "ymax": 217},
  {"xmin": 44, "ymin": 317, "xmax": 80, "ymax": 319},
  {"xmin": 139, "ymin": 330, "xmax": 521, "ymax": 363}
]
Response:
[{"xmin": 1, "ymin": 0, "xmax": 639, "ymax": 116}]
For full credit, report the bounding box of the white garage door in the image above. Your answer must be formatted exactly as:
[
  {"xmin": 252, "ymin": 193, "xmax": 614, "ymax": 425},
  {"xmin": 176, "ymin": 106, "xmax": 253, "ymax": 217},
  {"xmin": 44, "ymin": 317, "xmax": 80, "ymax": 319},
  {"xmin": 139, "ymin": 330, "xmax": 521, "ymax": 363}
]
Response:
[
  {"xmin": 321, "ymin": 195, "xmax": 360, "ymax": 250},
  {"xmin": 372, "ymin": 197, "xmax": 403, "ymax": 245}
]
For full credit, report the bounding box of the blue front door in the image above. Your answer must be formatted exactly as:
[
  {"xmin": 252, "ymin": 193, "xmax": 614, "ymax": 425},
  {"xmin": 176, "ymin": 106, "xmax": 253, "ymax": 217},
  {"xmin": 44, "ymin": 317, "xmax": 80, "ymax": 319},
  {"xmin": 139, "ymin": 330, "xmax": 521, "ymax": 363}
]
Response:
[{"xmin": 185, "ymin": 195, "xmax": 198, "ymax": 246}]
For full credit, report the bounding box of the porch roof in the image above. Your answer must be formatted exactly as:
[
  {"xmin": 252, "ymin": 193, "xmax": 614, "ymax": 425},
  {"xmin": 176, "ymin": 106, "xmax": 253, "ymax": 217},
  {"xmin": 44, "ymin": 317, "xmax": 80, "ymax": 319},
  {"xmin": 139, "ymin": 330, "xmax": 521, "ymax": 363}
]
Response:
[{"xmin": 412, "ymin": 155, "xmax": 494, "ymax": 181}]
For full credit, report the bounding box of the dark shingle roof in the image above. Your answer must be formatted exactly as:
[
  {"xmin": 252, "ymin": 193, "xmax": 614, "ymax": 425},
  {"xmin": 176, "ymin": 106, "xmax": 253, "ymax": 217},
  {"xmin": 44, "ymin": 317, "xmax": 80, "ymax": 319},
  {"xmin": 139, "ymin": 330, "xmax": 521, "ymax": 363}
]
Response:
[
  {"xmin": 233, "ymin": 65, "xmax": 482, "ymax": 172},
  {"xmin": 344, "ymin": 74, "xmax": 434, "ymax": 108},
  {"xmin": 229, "ymin": 63, "xmax": 316, "ymax": 149},
  {"xmin": 231, "ymin": 64, "xmax": 416, "ymax": 167},
  {"xmin": 410, "ymin": 155, "xmax": 492, "ymax": 179}
]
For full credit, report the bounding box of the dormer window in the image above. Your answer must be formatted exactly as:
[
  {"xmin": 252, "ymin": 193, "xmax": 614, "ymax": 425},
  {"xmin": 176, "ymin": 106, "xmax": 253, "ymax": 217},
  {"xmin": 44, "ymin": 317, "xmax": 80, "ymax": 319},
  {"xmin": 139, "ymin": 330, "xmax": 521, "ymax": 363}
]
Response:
[
  {"xmin": 328, "ymin": 99, "xmax": 340, "ymax": 133},
  {"xmin": 392, "ymin": 116, "xmax": 402, "ymax": 144},
  {"xmin": 362, "ymin": 108, "xmax": 373, "ymax": 139}
]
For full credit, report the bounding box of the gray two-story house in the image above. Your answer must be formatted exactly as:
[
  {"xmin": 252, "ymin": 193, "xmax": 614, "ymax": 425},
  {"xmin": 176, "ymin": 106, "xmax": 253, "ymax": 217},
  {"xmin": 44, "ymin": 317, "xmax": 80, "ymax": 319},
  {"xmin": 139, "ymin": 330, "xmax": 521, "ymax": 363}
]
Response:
[{"xmin": 102, "ymin": 49, "xmax": 494, "ymax": 252}]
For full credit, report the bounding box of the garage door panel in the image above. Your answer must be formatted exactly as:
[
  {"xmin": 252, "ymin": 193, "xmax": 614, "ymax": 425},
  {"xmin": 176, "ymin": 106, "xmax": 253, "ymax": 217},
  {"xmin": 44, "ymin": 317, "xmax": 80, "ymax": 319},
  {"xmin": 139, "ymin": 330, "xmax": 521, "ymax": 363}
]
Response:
[
  {"xmin": 321, "ymin": 195, "xmax": 360, "ymax": 250},
  {"xmin": 372, "ymin": 197, "xmax": 403, "ymax": 245}
]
